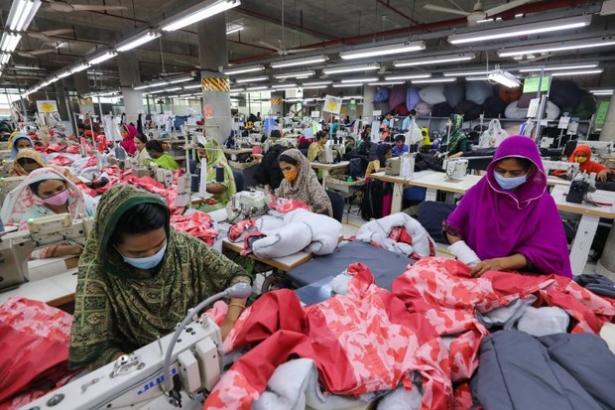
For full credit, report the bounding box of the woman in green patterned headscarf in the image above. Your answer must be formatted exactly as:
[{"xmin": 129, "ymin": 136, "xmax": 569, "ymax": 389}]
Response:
[
  {"xmin": 69, "ymin": 184, "xmax": 251, "ymax": 370},
  {"xmin": 195, "ymin": 139, "xmax": 237, "ymax": 212}
]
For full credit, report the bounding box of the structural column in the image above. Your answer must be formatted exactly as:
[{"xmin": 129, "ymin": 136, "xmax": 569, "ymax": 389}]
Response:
[
  {"xmin": 270, "ymin": 92, "xmax": 284, "ymax": 117},
  {"xmin": 197, "ymin": 13, "xmax": 230, "ymax": 144},
  {"xmin": 117, "ymin": 51, "xmax": 145, "ymax": 124},
  {"xmin": 362, "ymin": 86, "xmax": 375, "ymax": 124},
  {"xmin": 73, "ymin": 71, "xmax": 94, "ymax": 115},
  {"xmin": 597, "ymin": 92, "xmax": 615, "ymax": 278}
]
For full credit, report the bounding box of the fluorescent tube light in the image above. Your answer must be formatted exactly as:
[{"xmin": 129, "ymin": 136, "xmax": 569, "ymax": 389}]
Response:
[
  {"xmin": 183, "ymin": 83, "xmax": 202, "ymax": 89},
  {"xmin": 342, "ymin": 96, "xmax": 363, "ymax": 100},
  {"xmin": 148, "ymin": 80, "xmax": 169, "ymax": 88},
  {"xmin": 167, "ymin": 76, "xmax": 193, "ymax": 84},
  {"xmin": 226, "ymin": 23, "xmax": 244, "ymax": 35},
  {"xmin": 411, "ymin": 78, "xmax": 457, "ymax": 84},
  {"xmin": 498, "ymin": 37, "xmax": 615, "ymax": 57},
  {"xmin": 7, "ymin": 0, "xmax": 41, "ymax": 32},
  {"xmin": 384, "ymin": 73, "xmax": 431, "ymax": 81},
  {"xmin": 270, "ymin": 55, "xmax": 328, "ymax": 69},
  {"xmin": 116, "ymin": 31, "xmax": 160, "ymax": 52},
  {"xmin": 444, "ymin": 69, "xmax": 489, "ymax": 77},
  {"xmin": 341, "ymin": 77, "xmax": 378, "ymax": 83},
  {"xmin": 134, "ymin": 84, "xmax": 150, "ymax": 90},
  {"xmin": 273, "ymin": 70, "xmax": 315, "ymax": 79},
  {"xmin": 590, "ymin": 89, "xmax": 613, "ymax": 95},
  {"xmin": 272, "ymin": 83, "xmax": 298, "ymax": 89},
  {"xmin": 550, "ymin": 69, "xmax": 603, "ymax": 77},
  {"xmin": 230, "ymin": 87, "xmax": 244, "ymax": 92},
  {"xmin": 246, "ymin": 85, "xmax": 269, "ymax": 91},
  {"xmin": 88, "ymin": 50, "xmax": 118, "ymax": 65},
  {"xmin": 323, "ymin": 63, "xmax": 380, "ymax": 75},
  {"xmin": 394, "ymin": 53, "xmax": 475, "ymax": 68},
  {"xmin": 161, "ymin": 0, "xmax": 240, "ymax": 32},
  {"xmin": 0, "ymin": 53, "xmax": 11, "ymax": 65},
  {"xmin": 368, "ymin": 81, "xmax": 405, "ymax": 86},
  {"xmin": 224, "ymin": 64, "xmax": 264, "ymax": 75},
  {"xmin": 488, "ymin": 70, "xmax": 521, "ymax": 88},
  {"xmin": 55, "ymin": 70, "xmax": 71, "ymax": 80},
  {"xmin": 449, "ymin": 15, "xmax": 591, "ymax": 45},
  {"xmin": 518, "ymin": 63, "xmax": 599, "ymax": 73},
  {"xmin": 149, "ymin": 89, "xmax": 167, "ymax": 94},
  {"xmin": 302, "ymin": 81, "xmax": 332, "ymax": 86},
  {"xmin": 164, "ymin": 87, "xmax": 182, "ymax": 92},
  {"xmin": 301, "ymin": 85, "xmax": 330, "ymax": 90},
  {"xmin": 340, "ymin": 40, "xmax": 425, "ymax": 60},
  {"xmin": 70, "ymin": 63, "xmax": 90, "ymax": 74},
  {"xmin": 235, "ymin": 76, "xmax": 268, "ymax": 84},
  {"xmin": 332, "ymin": 83, "xmax": 364, "ymax": 88},
  {"xmin": 466, "ymin": 76, "xmax": 489, "ymax": 81},
  {"xmin": 0, "ymin": 32, "xmax": 22, "ymax": 52}
]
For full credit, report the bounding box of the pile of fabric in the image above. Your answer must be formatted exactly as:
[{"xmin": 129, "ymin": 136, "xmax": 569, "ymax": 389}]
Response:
[
  {"xmin": 357, "ymin": 213, "xmax": 436, "ymax": 259},
  {"xmin": 170, "ymin": 211, "xmax": 218, "ymax": 246},
  {"xmin": 207, "ymin": 257, "xmax": 615, "ymax": 410}
]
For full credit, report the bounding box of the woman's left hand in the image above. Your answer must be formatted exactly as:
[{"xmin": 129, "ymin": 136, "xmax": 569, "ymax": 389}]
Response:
[{"xmin": 469, "ymin": 258, "xmax": 508, "ymax": 277}]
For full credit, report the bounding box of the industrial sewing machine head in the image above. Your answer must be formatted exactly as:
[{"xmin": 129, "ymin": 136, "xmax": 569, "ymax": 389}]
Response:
[
  {"xmin": 0, "ymin": 214, "xmax": 93, "ymax": 291},
  {"xmin": 542, "ymin": 160, "xmax": 580, "ymax": 180},
  {"xmin": 385, "ymin": 157, "xmax": 401, "ymax": 176},
  {"xmin": 318, "ymin": 145, "xmax": 335, "ymax": 164},
  {"xmin": 226, "ymin": 190, "xmax": 269, "ymax": 224}
]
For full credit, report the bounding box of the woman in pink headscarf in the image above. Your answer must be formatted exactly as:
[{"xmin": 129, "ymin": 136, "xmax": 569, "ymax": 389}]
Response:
[
  {"xmin": 120, "ymin": 123, "xmax": 137, "ymax": 155},
  {"xmin": 446, "ymin": 136, "xmax": 571, "ymax": 278}
]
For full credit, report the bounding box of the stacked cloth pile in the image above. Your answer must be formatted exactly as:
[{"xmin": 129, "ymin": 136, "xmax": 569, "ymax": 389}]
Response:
[{"xmin": 206, "ymin": 258, "xmax": 615, "ymax": 410}]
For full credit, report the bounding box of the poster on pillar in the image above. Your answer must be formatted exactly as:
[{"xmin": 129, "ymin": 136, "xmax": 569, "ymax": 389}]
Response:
[
  {"xmin": 35, "ymin": 100, "xmax": 62, "ymax": 129},
  {"xmin": 323, "ymin": 95, "xmax": 342, "ymax": 115},
  {"xmin": 201, "ymin": 75, "xmax": 231, "ymax": 144}
]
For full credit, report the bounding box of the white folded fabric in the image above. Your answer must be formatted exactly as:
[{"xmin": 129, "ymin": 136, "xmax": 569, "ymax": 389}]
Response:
[{"xmin": 448, "ymin": 240, "xmax": 481, "ymax": 266}]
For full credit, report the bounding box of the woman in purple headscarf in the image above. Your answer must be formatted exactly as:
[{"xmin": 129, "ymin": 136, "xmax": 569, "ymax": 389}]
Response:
[{"xmin": 446, "ymin": 136, "xmax": 572, "ymax": 278}]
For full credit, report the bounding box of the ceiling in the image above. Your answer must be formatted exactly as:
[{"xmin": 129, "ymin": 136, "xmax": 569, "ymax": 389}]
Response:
[{"xmin": 1, "ymin": 0, "xmax": 615, "ymax": 94}]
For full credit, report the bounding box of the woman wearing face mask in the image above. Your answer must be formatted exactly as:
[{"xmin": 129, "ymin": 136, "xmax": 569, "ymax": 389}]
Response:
[
  {"xmin": 445, "ymin": 136, "xmax": 571, "ymax": 278},
  {"xmin": 194, "ymin": 140, "xmax": 237, "ymax": 212},
  {"xmin": 69, "ymin": 184, "xmax": 251, "ymax": 370},
  {"xmin": 275, "ymin": 149, "xmax": 332, "ymax": 216},
  {"xmin": 10, "ymin": 133, "xmax": 34, "ymax": 159},
  {"xmin": 133, "ymin": 133, "xmax": 151, "ymax": 167},
  {"xmin": 0, "ymin": 167, "xmax": 96, "ymax": 257},
  {"xmin": 568, "ymin": 144, "xmax": 610, "ymax": 182}
]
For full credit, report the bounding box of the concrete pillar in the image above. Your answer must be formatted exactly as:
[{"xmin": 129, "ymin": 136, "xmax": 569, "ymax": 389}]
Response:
[
  {"xmin": 117, "ymin": 51, "xmax": 144, "ymax": 124},
  {"xmin": 597, "ymin": 93, "xmax": 615, "ymax": 278},
  {"xmin": 362, "ymin": 86, "xmax": 375, "ymax": 124},
  {"xmin": 271, "ymin": 92, "xmax": 284, "ymax": 116},
  {"xmin": 53, "ymin": 82, "xmax": 68, "ymax": 121},
  {"xmin": 74, "ymin": 71, "xmax": 95, "ymax": 115},
  {"xmin": 197, "ymin": 13, "xmax": 230, "ymax": 144}
]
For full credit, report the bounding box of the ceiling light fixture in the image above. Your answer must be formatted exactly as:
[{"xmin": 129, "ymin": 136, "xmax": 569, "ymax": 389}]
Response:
[
  {"xmin": 226, "ymin": 23, "xmax": 244, "ymax": 35},
  {"xmin": 323, "ymin": 63, "xmax": 380, "ymax": 75},
  {"xmin": 384, "ymin": 73, "xmax": 431, "ymax": 81},
  {"xmin": 550, "ymin": 69, "xmax": 603, "ymax": 77},
  {"xmin": 246, "ymin": 85, "xmax": 269, "ymax": 91},
  {"xmin": 301, "ymin": 85, "xmax": 330, "ymax": 90},
  {"xmin": 273, "ymin": 70, "xmax": 316, "ymax": 79},
  {"xmin": 394, "ymin": 53, "xmax": 475, "ymax": 68},
  {"xmin": 235, "ymin": 75, "xmax": 268, "ymax": 84},
  {"xmin": 7, "ymin": 0, "xmax": 41, "ymax": 32},
  {"xmin": 183, "ymin": 83, "xmax": 202, "ymax": 89},
  {"xmin": 134, "ymin": 84, "xmax": 150, "ymax": 90},
  {"xmin": 161, "ymin": 0, "xmax": 240, "ymax": 32},
  {"xmin": 590, "ymin": 89, "xmax": 613, "ymax": 96},
  {"xmin": 342, "ymin": 96, "xmax": 363, "ymax": 100},
  {"xmin": 167, "ymin": 76, "xmax": 194, "ymax": 84},
  {"xmin": 55, "ymin": 70, "xmax": 71, "ymax": 80},
  {"xmin": 449, "ymin": 15, "xmax": 591, "ymax": 45},
  {"xmin": 444, "ymin": 69, "xmax": 489, "ymax": 77},
  {"xmin": 332, "ymin": 83, "xmax": 365, "ymax": 88},
  {"xmin": 223, "ymin": 64, "xmax": 265, "ymax": 75},
  {"xmin": 0, "ymin": 32, "xmax": 22, "ymax": 53},
  {"xmin": 230, "ymin": 87, "xmax": 244, "ymax": 92},
  {"xmin": 411, "ymin": 77, "xmax": 457, "ymax": 84},
  {"xmin": 70, "ymin": 63, "xmax": 90, "ymax": 74},
  {"xmin": 488, "ymin": 69, "xmax": 521, "ymax": 88},
  {"xmin": 466, "ymin": 76, "xmax": 489, "ymax": 81},
  {"xmin": 0, "ymin": 53, "xmax": 11, "ymax": 66},
  {"xmin": 149, "ymin": 89, "xmax": 167, "ymax": 94},
  {"xmin": 270, "ymin": 55, "xmax": 328, "ymax": 69},
  {"xmin": 498, "ymin": 36, "xmax": 615, "ymax": 57},
  {"xmin": 302, "ymin": 81, "xmax": 332, "ymax": 86},
  {"xmin": 517, "ymin": 63, "xmax": 599, "ymax": 72},
  {"xmin": 368, "ymin": 81, "xmax": 405, "ymax": 86},
  {"xmin": 116, "ymin": 30, "xmax": 161, "ymax": 52},
  {"xmin": 163, "ymin": 87, "xmax": 182, "ymax": 92},
  {"xmin": 272, "ymin": 83, "xmax": 298, "ymax": 89},
  {"xmin": 341, "ymin": 77, "xmax": 378, "ymax": 83},
  {"xmin": 88, "ymin": 50, "xmax": 118, "ymax": 65},
  {"xmin": 340, "ymin": 40, "xmax": 425, "ymax": 60}
]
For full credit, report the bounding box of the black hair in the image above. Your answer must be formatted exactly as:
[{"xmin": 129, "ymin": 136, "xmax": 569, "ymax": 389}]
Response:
[
  {"xmin": 135, "ymin": 133, "xmax": 148, "ymax": 144},
  {"xmin": 270, "ymin": 129, "xmax": 282, "ymax": 139},
  {"xmin": 145, "ymin": 139, "xmax": 164, "ymax": 153},
  {"xmin": 109, "ymin": 203, "xmax": 169, "ymax": 246},
  {"xmin": 394, "ymin": 135, "xmax": 406, "ymax": 143},
  {"xmin": 498, "ymin": 157, "xmax": 534, "ymax": 171},
  {"xmin": 17, "ymin": 157, "xmax": 38, "ymax": 166},
  {"xmin": 409, "ymin": 109, "xmax": 417, "ymax": 116},
  {"xmin": 278, "ymin": 153, "xmax": 299, "ymax": 166},
  {"xmin": 316, "ymin": 131, "xmax": 327, "ymax": 141}
]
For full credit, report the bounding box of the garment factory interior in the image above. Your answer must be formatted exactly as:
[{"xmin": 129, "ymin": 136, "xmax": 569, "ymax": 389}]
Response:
[{"xmin": 2, "ymin": 0, "xmax": 615, "ymax": 409}]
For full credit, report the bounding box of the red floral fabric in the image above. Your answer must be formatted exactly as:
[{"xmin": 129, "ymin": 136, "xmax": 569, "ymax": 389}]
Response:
[{"xmin": 170, "ymin": 211, "xmax": 218, "ymax": 246}]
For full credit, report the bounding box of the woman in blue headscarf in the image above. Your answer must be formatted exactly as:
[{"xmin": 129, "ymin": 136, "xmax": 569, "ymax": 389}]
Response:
[{"xmin": 10, "ymin": 133, "xmax": 34, "ymax": 159}]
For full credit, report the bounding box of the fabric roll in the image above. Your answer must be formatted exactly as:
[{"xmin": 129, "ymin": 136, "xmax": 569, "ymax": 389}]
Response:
[{"xmin": 419, "ymin": 85, "xmax": 447, "ymax": 105}]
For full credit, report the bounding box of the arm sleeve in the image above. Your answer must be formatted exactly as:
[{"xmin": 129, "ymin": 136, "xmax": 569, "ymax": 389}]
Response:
[
  {"xmin": 69, "ymin": 273, "xmax": 123, "ymax": 370},
  {"xmin": 308, "ymin": 177, "xmax": 333, "ymax": 216}
]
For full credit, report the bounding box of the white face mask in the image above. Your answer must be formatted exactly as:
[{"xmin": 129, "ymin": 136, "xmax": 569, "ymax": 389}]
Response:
[
  {"xmin": 494, "ymin": 172, "xmax": 527, "ymax": 190},
  {"xmin": 120, "ymin": 241, "xmax": 167, "ymax": 270}
]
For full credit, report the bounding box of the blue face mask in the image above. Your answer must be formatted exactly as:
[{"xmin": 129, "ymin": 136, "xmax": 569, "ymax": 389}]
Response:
[
  {"xmin": 121, "ymin": 241, "xmax": 167, "ymax": 270},
  {"xmin": 494, "ymin": 172, "xmax": 527, "ymax": 190}
]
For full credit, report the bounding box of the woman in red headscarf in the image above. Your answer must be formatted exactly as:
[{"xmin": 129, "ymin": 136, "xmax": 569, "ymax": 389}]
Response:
[
  {"xmin": 120, "ymin": 123, "xmax": 137, "ymax": 155},
  {"xmin": 569, "ymin": 144, "xmax": 610, "ymax": 182}
]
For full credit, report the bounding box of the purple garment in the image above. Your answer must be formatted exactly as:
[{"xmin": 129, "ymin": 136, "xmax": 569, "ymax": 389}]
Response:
[{"xmin": 447, "ymin": 135, "xmax": 572, "ymax": 277}]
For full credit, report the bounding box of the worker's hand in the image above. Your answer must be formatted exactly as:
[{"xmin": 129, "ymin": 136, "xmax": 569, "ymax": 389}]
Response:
[
  {"xmin": 469, "ymin": 258, "xmax": 508, "ymax": 278},
  {"xmin": 205, "ymin": 198, "xmax": 218, "ymax": 206},
  {"xmin": 597, "ymin": 170, "xmax": 608, "ymax": 182},
  {"xmin": 53, "ymin": 244, "xmax": 84, "ymax": 257}
]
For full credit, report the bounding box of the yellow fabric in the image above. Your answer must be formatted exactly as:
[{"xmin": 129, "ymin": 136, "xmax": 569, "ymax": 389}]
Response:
[
  {"xmin": 307, "ymin": 142, "xmax": 324, "ymax": 162},
  {"xmin": 365, "ymin": 160, "xmax": 381, "ymax": 178}
]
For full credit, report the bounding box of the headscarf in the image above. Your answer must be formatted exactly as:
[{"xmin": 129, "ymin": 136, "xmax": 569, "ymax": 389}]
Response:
[
  {"xmin": 568, "ymin": 144, "xmax": 608, "ymax": 175},
  {"xmin": 0, "ymin": 167, "xmax": 95, "ymax": 228},
  {"xmin": 120, "ymin": 124, "xmax": 137, "ymax": 155},
  {"xmin": 200, "ymin": 139, "xmax": 236, "ymax": 205},
  {"xmin": 70, "ymin": 184, "xmax": 249, "ymax": 370},
  {"xmin": 10, "ymin": 148, "xmax": 45, "ymax": 176},
  {"xmin": 10, "ymin": 133, "xmax": 34, "ymax": 159},
  {"xmin": 275, "ymin": 148, "xmax": 332, "ymax": 216},
  {"xmin": 447, "ymin": 136, "xmax": 572, "ymax": 277}
]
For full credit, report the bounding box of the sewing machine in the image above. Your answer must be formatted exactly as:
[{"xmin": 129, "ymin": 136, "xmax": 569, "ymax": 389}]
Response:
[
  {"xmin": 543, "ymin": 160, "xmax": 580, "ymax": 180},
  {"xmin": 385, "ymin": 157, "xmax": 401, "ymax": 176},
  {"xmin": 0, "ymin": 214, "xmax": 92, "ymax": 291},
  {"xmin": 23, "ymin": 283, "xmax": 252, "ymax": 410},
  {"xmin": 0, "ymin": 175, "xmax": 24, "ymax": 205},
  {"xmin": 226, "ymin": 189, "xmax": 269, "ymax": 223},
  {"xmin": 318, "ymin": 145, "xmax": 335, "ymax": 164},
  {"xmin": 584, "ymin": 140, "xmax": 614, "ymax": 155}
]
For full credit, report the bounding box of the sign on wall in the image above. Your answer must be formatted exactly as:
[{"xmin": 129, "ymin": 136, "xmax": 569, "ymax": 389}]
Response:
[
  {"xmin": 323, "ymin": 95, "xmax": 342, "ymax": 114},
  {"xmin": 36, "ymin": 100, "xmax": 58, "ymax": 113}
]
